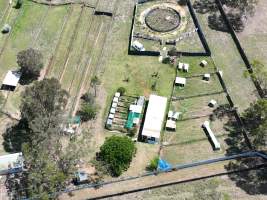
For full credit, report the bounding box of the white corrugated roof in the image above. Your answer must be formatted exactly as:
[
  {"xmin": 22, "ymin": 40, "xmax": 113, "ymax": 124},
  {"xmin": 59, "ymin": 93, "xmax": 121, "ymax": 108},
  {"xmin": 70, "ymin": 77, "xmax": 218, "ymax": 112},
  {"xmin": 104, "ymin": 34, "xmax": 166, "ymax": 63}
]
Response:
[
  {"xmin": 2, "ymin": 71, "xmax": 21, "ymax": 87},
  {"xmin": 142, "ymin": 95, "xmax": 167, "ymax": 139},
  {"xmin": 175, "ymin": 77, "xmax": 186, "ymax": 85},
  {"xmin": 0, "ymin": 153, "xmax": 23, "ymax": 172}
]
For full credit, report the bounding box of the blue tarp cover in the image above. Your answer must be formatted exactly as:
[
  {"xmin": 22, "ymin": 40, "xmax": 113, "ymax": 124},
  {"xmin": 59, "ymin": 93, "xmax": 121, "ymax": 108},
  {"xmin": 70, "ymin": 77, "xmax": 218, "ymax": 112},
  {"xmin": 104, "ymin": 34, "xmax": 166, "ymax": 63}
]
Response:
[{"xmin": 158, "ymin": 159, "xmax": 172, "ymax": 171}]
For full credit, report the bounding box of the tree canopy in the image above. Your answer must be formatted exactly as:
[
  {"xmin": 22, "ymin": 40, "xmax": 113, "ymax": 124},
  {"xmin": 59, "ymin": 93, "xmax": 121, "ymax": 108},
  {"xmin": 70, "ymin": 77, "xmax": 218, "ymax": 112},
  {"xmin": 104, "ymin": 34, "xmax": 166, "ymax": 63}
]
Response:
[
  {"xmin": 5, "ymin": 78, "xmax": 78, "ymax": 199},
  {"xmin": 99, "ymin": 136, "xmax": 136, "ymax": 176},
  {"xmin": 242, "ymin": 99, "xmax": 267, "ymax": 149},
  {"xmin": 17, "ymin": 48, "xmax": 43, "ymax": 83}
]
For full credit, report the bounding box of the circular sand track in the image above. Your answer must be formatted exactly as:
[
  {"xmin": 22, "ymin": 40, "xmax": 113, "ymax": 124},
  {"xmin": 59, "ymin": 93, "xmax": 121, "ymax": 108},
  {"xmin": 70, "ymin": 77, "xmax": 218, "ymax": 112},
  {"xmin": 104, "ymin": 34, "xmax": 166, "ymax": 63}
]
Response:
[{"xmin": 145, "ymin": 7, "xmax": 181, "ymax": 33}]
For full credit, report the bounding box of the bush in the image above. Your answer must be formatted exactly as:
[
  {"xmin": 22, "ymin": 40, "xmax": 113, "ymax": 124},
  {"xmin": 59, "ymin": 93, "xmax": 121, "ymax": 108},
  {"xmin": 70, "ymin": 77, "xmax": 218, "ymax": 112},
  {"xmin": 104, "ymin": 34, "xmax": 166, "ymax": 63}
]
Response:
[
  {"xmin": 78, "ymin": 103, "xmax": 97, "ymax": 122},
  {"xmin": 81, "ymin": 92, "xmax": 95, "ymax": 104},
  {"xmin": 117, "ymin": 87, "xmax": 126, "ymax": 95},
  {"xmin": 15, "ymin": 0, "xmax": 23, "ymax": 9},
  {"xmin": 146, "ymin": 156, "xmax": 159, "ymax": 171},
  {"xmin": 17, "ymin": 48, "xmax": 43, "ymax": 84},
  {"xmin": 99, "ymin": 136, "xmax": 136, "ymax": 176},
  {"xmin": 128, "ymin": 127, "xmax": 138, "ymax": 137}
]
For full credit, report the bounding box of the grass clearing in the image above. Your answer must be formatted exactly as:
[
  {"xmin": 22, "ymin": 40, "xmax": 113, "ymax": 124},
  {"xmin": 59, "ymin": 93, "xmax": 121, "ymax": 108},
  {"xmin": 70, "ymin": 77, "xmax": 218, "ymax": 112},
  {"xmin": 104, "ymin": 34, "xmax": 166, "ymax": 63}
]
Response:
[
  {"xmin": 192, "ymin": 4, "xmax": 258, "ymax": 111},
  {"xmin": 162, "ymin": 116, "xmax": 234, "ymax": 165}
]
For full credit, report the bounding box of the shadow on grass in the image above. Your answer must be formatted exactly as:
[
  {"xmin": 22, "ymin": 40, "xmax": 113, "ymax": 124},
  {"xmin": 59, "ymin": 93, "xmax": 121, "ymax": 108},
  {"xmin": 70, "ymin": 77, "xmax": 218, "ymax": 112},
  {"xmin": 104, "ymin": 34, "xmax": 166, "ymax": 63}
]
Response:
[
  {"xmin": 219, "ymin": 109, "xmax": 267, "ymax": 195},
  {"xmin": 2, "ymin": 119, "xmax": 31, "ymax": 152},
  {"xmin": 19, "ymin": 73, "xmax": 39, "ymax": 85}
]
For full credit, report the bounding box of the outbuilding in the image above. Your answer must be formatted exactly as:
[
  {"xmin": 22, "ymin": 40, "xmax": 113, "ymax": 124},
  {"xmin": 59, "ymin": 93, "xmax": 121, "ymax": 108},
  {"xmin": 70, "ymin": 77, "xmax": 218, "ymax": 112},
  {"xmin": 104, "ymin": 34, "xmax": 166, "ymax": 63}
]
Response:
[
  {"xmin": 175, "ymin": 77, "xmax": 186, "ymax": 87},
  {"xmin": 203, "ymin": 73, "xmax": 210, "ymax": 81},
  {"xmin": 1, "ymin": 70, "xmax": 21, "ymax": 91},
  {"xmin": 141, "ymin": 95, "xmax": 167, "ymax": 144},
  {"xmin": 0, "ymin": 153, "xmax": 24, "ymax": 175},
  {"xmin": 200, "ymin": 60, "xmax": 208, "ymax": 67},
  {"xmin": 166, "ymin": 120, "xmax": 176, "ymax": 131}
]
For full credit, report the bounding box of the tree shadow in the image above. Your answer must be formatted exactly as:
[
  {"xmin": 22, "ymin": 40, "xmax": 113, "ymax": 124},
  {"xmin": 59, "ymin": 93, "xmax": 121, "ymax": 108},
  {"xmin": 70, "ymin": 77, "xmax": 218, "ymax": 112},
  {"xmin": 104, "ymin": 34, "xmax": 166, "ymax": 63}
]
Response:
[
  {"xmin": 208, "ymin": 13, "xmax": 230, "ymax": 32},
  {"xmin": 19, "ymin": 73, "xmax": 39, "ymax": 85},
  {"xmin": 2, "ymin": 119, "xmax": 31, "ymax": 153},
  {"xmin": 193, "ymin": 0, "xmax": 218, "ymax": 14},
  {"xmin": 217, "ymin": 109, "xmax": 267, "ymax": 195}
]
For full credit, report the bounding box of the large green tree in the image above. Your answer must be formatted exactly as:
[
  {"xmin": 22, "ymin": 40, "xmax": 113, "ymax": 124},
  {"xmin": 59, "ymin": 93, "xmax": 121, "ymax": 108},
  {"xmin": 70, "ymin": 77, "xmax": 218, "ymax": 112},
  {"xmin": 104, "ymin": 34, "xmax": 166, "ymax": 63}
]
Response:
[
  {"xmin": 17, "ymin": 48, "xmax": 43, "ymax": 83},
  {"xmin": 99, "ymin": 136, "xmax": 136, "ymax": 176},
  {"xmin": 242, "ymin": 99, "xmax": 267, "ymax": 149},
  {"xmin": 6, "ymin": 78, "xmax": 78, "ymax": 199}
]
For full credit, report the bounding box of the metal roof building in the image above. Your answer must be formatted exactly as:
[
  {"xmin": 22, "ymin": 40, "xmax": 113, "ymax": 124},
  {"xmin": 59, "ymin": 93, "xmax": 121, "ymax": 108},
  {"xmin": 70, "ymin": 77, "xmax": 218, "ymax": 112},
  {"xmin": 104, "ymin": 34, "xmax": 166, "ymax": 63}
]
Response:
[{"xmin": 141, "ymin": 95, "xmax": 167, "ymax": 144}]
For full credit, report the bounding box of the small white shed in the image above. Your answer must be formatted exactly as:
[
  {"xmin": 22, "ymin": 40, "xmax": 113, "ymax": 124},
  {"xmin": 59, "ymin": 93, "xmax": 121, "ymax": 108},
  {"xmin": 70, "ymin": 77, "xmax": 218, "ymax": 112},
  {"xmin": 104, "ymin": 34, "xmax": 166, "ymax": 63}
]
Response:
[
  {"xmin": 175, "ymin": 77, "xmax": 186, "ymax": 87},
  {"xmin": 203, "ymin": 73, "xmax": 211, "ymax": 81},
  {"xmin": 200, "ymin": 60, "xmax": 208, "ymax": 67},
  {"xmin": 1, "ymin": 70, "xmax": 21, "ymax": 91}
]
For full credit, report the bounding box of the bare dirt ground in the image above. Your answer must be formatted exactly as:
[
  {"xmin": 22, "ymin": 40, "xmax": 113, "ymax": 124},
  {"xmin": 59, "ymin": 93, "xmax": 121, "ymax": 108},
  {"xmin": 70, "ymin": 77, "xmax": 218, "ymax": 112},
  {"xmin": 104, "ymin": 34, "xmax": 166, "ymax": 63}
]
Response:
[
  {"xmin": 60, "ymin": 160, "xmax": 266, "ymax": 200},
  {"xmin": 237, "ymin": 0, "xmax": 267, "ymax": 66}
]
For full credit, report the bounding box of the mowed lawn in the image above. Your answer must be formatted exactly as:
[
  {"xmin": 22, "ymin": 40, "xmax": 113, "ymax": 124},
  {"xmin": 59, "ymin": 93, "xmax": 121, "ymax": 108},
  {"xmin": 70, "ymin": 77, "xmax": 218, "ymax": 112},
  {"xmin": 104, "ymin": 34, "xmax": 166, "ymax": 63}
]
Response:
[
  {"xmin": 192, "ymin": 5, "xmax": 258, "ymax": 112},
  {"xmin": 102, "ymin": 19, "xmax": 176, "ymax": 113},
  {"xmin": 173, "ymin": 56, "xmax": 224, "ymax": 98}
]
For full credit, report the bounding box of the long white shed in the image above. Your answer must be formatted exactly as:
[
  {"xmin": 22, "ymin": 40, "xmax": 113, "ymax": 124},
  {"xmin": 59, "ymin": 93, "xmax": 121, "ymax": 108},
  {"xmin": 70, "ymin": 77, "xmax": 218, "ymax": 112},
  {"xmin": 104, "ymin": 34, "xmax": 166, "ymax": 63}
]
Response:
[
  {"xmin": 141, "ymin": 95, "xmax": 167, "ymax": 144},
  {"xmin": 202, "ymin": 121, "xmax": 221, "ymax": 150}
]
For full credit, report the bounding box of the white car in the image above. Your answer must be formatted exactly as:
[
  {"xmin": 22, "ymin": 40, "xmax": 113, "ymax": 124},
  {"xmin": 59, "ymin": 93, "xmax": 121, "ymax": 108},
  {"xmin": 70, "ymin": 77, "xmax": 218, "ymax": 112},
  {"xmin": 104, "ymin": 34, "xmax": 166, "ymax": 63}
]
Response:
[{"xmin": 132, "ymin": 41, "xmax": 145, "ymax": 51}]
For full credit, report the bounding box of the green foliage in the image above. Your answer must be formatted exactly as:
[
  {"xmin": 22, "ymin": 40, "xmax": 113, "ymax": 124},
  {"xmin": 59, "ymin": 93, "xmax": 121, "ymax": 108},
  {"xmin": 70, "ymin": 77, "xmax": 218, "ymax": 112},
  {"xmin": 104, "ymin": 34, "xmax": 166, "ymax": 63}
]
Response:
[
  {"xmin": 242, "ymin": 99, "xmax": 267, "ymax": 149},
  {"xmin": 99, "ymin": 136, "xmax": 136, "ymax": 176},
  {"xmin": 78, "ymin": 103, "xmax": 97, "ymax": 122},
  {"xmin": 20, "ymin": 78, "xmax": 68, "ymax": 123},
  {"xmin": 128, "ymin": 127, "xmax": 137, "ymax": 137},
  {"xmin": 162, "ymin": 56, "xmax": 171, "ymax": 64},
  {"xmin": 6, "ymin": 79, "xmax": 78, "ymax": 198},
  {"xmin": 81, "ymin": 92, "xmax": 95, "ymax": 104},
  {"xmin": 117, "ymin": 87, "xmax": 126, "ymax": 95},
  {"xmin": 15, "ymin": 0, "xmax": 23, "ymax": 9},
  {"xmin": 146, "ymin": 156, "xmax": 159, "ymax": 171},
  {"xmin": 91, "ymin": 75, "xmax": 101, "ymax": 97},
  {"xmin": 17, "ymin": 48, "xmax": 43, "ymax": 83}
]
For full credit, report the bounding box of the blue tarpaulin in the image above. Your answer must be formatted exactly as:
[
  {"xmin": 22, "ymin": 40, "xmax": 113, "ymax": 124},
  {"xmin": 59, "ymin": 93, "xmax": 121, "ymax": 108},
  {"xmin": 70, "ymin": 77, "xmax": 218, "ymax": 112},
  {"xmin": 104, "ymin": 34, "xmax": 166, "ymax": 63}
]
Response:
[{"xmin": 158, "ymin": 159, "xmax": 172, "ymax": 171}]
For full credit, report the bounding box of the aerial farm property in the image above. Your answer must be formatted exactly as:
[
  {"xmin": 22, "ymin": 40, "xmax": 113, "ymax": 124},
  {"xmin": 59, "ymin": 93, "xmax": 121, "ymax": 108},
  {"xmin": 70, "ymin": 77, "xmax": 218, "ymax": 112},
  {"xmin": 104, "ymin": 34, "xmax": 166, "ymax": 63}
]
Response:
[{"xmin": 0, "ymin": 0, "xmax": 266, "ymax": 199}]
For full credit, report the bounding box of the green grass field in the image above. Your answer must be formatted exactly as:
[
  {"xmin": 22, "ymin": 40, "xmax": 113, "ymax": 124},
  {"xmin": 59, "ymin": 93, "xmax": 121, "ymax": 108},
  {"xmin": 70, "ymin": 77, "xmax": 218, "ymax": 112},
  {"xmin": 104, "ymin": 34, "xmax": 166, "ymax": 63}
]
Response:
[{"xmin": 192, "ymin": 7, "xmax": 258, "ymax": 111}]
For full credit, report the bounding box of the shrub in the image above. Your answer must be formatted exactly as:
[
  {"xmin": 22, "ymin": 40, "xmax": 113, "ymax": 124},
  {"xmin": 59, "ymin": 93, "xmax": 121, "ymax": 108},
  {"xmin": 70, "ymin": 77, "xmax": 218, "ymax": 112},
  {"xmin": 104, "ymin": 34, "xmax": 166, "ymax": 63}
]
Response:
[
  {"xmin": 81, "ymin": 92, "xmax": 95, "ymax": 104},
  {"xmin": 128, "ymin": 127, "xmax": 138, "ymax": 137},
  {"xmin": 146, "ymin": 156, "xmax": 159, "ymax": 171},
  {"xmin": 17, "ymin": 48, "xmax": 43, "ymax": 83},
  {"xmin": 78, "ymin": 103, "xmax": 97, "ymax": 122},
  {"xmin": 99, "ymin": 136, "xmax": 136, "ymax": 176},
  {"xmin": 117, "ymin": 87, "xmax": 126, "ymax": 95}
]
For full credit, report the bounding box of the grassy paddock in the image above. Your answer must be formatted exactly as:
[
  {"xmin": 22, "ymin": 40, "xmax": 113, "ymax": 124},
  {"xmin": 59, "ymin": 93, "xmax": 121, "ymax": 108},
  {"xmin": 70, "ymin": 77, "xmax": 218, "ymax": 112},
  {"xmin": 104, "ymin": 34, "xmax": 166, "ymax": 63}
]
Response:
[
  {"xmin": 162, "ymin": 115, "xmax": 235, "ymax": 165},
  {"xmin": 192, "ymin": 6, "xmax": 258, "ymax": 111}
]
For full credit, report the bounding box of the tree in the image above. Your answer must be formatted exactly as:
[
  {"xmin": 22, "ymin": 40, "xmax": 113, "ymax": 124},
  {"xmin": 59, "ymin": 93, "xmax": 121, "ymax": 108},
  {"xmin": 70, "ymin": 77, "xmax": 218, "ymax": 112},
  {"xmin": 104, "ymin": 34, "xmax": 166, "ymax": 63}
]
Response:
[
  {"xmin": 6, "ymin": 78, "xmax": 78, "ymax": 199},
  {"xmin": 194, "ymin": 0, "xmax": 258, "ymax": 32},
  {"xmin": 20, "ymin": 78, "xmax": 68, "ymax": 123},
  {"xmin": 17, "ymin": 48, "xmax": 43, "ymax": 83},
  {"xmin": 15, "ymin": 0, "xmax": 23, "ymax": 9},
  {"xmin": 99, "ymin": 136, "xmax": 136, "ymax": 176},
  {"xmin": 81, "ymin": 92, "xmax": 95, "ymax": 104},
  {"xmin": 117, "ymin": 87, "xmax": 126, "ymax": 95},
  {"xmin": 90, "ymin": 75, "xmax": 101, "ymax": 97},
  {"xmin": 242, "ymin": 99, "xmax": 267, "ymax": 149},
  {"xmin": 78, "ymin": 103, "xmax": 97, "ymax": 122}
]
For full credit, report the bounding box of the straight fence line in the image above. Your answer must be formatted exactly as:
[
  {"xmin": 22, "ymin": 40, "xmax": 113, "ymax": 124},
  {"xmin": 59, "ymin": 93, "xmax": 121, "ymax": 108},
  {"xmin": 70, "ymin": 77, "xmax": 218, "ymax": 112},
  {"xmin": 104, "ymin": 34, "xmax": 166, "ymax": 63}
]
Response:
[{"xmin": 215, "ymin": 0, "xmax": 265, "ymax": 98}]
